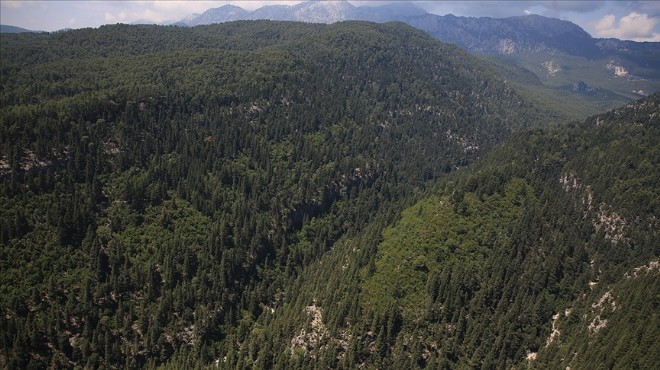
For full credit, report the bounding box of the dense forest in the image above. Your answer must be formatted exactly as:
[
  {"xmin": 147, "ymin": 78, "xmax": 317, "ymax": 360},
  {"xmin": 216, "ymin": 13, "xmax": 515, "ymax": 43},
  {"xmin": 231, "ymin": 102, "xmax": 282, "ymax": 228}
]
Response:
[{"xmin": 1, "ymin": 21, "xmax": 658, "ymax": 369}]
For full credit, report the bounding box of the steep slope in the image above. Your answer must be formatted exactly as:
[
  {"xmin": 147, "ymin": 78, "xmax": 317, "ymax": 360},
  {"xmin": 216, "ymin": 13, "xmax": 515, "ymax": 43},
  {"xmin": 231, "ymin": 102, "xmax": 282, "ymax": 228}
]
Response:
[
  {"xmin": 251, "ymin": 0, "xmax": 357, "ymax": 23},
  {"xmin": 405, "ymin": 13, "xmax": 598, "ymax": 57},
  {"xmin": 184, "ymin": 5, "xmax": 248, "ymax": 26},
  {"xmin": 0, "ymin": 21, "xmax": 551, "ymax": 369},
  {"xmin": 177, "ymin": 0, "xmax": 427, "ymax": 26},
  {"xmin": 266, "ymin": 93, "xmax": 657, "ymax": 368},
  {"xmin": 259, "ymin": 92, "xmax": 657, "ymax": 368},
  {"xmin": 179, "ymin": 3, "xmax": 659, "ymax": 72},
  {"xmin": 408, "ymin": 13, "xmax": 660, "ymax": 116}
]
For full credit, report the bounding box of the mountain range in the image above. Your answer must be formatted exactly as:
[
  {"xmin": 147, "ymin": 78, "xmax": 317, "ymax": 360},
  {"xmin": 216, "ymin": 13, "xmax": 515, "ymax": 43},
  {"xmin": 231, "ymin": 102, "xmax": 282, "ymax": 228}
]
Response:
[
  {"xmin": 0, "ymin": 25, "xmax": 35, "ymax": 33},
  {"xmin": 176, "ymin": 1, "xmax": 653, "ymax": 59},
  {"xmin": 174, "ymin": 1, "xmax": 660, "ymax": 116},
  {"xmin": 178, "ymin": 2, "xmax": 427, "ymax": 27},
  {"xmin": 3, "ymin": 1, "xmax": 658, "ymax": 114}
]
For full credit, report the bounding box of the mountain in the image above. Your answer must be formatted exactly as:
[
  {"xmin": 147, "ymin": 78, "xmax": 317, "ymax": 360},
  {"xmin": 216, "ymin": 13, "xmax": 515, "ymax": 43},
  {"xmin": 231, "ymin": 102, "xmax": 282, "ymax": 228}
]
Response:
[
  {"xmin": 177, "ymin": 2, "xmax": 647, "ymax": 61},
  {"xmin": 235, "ymin": 92, "xmax": 659, "ymax": 369},
  {"xmin": 182, "ymin": 5, "xmax": 247, "ymax": 26},
  {"xmin": 404, "ymin": 13, "xmax": 598, "ymax": 57},
  {"xmin": 2, "ymin": 17, "xmax": 658, "ymax": 370},
  {"xmin": 403, "ymin": 13, "xmax": 660, "ymax": 115},
  {"xmin": 0, "ymin": 25, "xmax": 35, "ymax": 33},
  {"xmin": 252, "ymin": 0, "xmax": 356, "ymax": 23},
  {"xmin": 178, "ymin": 0, "xmax": 426, "ymax": 26},
  {"xmin": 0, "ymin": 20, "xmax": 553, "ymax": 369},
  {"xmin": 178, "ymin": 2, "xmax": 660, "ymax": 117},
  {"xmin": 129, "ymin": 19, "xmax": 159, "ymax": 25},
  {"xmin": 354, "ymin": 2, "xmax": 428, "ymax": 22},
  {"xmin": 364, "ymin": 93, "xmax": 660, "ymax": 368},
  {"xmin": 354, "ymin": 94, "xmax": 660, "ymax": 369}
]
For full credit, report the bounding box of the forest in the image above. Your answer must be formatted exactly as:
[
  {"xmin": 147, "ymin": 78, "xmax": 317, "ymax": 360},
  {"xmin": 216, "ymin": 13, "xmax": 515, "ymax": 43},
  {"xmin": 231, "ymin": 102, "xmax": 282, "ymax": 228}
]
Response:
[{"xmin": 1, "ymin": 21, "xmax": 658, "ymax": 369}]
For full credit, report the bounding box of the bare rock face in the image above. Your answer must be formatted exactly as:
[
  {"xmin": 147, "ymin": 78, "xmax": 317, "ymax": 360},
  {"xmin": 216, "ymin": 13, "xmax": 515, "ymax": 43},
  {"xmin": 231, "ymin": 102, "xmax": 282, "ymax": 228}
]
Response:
[
  {"xmin": 290, "ymin": 304, "xmax": 328, "ymax": 356},
  {"xmin": 498, "ymin": 38, "xmax": 517, "ymax": 54},
  {"xmin": 606, "ymin": 60, "xmax": 630, "ymax": 77},
  {"xmin": 542, "ymin": 60, "xmax": 561, "ymax": 77},
  {"xmin": 572, "ymin": 81, "xmax": 588, "ymax": 92}
]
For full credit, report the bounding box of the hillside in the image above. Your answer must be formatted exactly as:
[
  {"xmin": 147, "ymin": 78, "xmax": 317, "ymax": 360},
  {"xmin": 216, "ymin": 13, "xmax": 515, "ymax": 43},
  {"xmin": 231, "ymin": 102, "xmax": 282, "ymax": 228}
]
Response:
[
  {"xmin": 0, "ymin": 21, "xmax": 552, "ymax": 369},
  {"xmin": 370, "ymin": 93, "xmax": 660, "ymax": 368},
  {"xmin": 239, "ymin": 94, "xmax": 659, "ymax": 369},
  {"xmin": 0, "ymin": 25, "xmax": 35, "ymax": 33},
  {"xmin": 179, "ymin": 1, "xmax": 660, "ymax": 119}
]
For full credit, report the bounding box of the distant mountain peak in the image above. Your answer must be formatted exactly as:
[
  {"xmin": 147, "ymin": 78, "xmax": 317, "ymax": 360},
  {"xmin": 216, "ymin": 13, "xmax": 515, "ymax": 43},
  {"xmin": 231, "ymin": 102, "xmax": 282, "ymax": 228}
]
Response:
[
  {"xmin": 507, "ymin": 14, "xmax": 592, "ymax": 37},
  {"xmin": 185, "ymin": 4, "xmax": 249, "ymax": 26},
  {"xmin": 0, "ymin": 24, "xmax": 35, "ymax": 33},
  {"xmin": 176, "ymin": 2, "xmax": 657, "ymax": 65},
  {"xmin": 180, "ymin": 1, "xmax": 428, "ymax": 26},
  {"xmin": 290, "ymin": 0, "xmax": 356, "ymax": 22}
]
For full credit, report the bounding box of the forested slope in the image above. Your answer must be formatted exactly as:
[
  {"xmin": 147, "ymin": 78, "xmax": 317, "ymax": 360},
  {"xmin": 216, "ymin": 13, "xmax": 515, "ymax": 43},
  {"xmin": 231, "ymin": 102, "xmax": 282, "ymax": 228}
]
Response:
[
  {"xmin": 0, "ymin": 21, "xmax": 552, "ymax": 369},
  {"xmin": 342, "ymin": 94, "xmax": 660, "ymax": 369},
  {"xmin": 256, "ymin": 93, "xmax": 658, "ymax": 369}
]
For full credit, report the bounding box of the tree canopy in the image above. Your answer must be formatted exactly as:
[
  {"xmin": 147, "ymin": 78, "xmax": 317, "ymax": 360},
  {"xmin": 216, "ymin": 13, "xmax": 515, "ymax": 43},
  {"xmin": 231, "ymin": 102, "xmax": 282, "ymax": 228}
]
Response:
[{"xmin": 1, "ymin": 21, "xmax": 657, "ymax": 369}]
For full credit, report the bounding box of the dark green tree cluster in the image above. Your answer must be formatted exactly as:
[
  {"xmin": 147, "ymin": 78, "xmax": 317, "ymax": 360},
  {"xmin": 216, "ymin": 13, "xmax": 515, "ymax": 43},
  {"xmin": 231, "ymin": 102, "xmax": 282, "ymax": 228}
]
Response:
[
  {"xmin": 0, "ymin": 21, "xmax": 553, "ymax": 368},
  {"xmin": 228, "ymin": 94, "xmax": 658, "ymax": 369},
  {"xmin": 284, "ymin": 94, "xmax": 660, "ymax": 369},
  {"xmin": 3, "ymin": 19, "xmax": 656, "ymax": 369}
]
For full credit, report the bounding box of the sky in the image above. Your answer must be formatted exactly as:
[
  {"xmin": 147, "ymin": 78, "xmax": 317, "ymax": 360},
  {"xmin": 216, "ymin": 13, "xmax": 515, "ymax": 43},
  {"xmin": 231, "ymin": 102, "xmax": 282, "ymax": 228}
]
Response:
[{"xmin": 1, "ymin": 1, "xmax": 660, "ymax": 42}]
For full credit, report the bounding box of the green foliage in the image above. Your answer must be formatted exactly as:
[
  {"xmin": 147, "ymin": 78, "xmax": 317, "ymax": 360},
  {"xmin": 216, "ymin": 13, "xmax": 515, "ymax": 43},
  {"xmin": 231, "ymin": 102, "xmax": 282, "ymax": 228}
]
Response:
[
  {"xmin": 486, "ymin": 49, "xmax": 660, "ymax": 119},
  {"xmin": 351, "ymin": 93, "xmax": 659, "ymax": 368},
  {"xmin": 1, "ymin": 19, "xmax": 657, "ymax": 369},
  {"xmin": 0, "ymin": 20, "xmax": 551, "ymax": 368},
  {"xmin": 362, "ymin": 178, "xmax": 537, "ymax": 319}
]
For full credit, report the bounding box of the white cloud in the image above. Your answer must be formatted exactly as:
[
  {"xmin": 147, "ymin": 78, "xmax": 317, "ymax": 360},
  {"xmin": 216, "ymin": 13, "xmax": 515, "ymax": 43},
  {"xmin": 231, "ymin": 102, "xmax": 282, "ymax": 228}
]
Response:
[
  {"xmin": 141, "ymin": 8, "xmax": 164, "ymax": 23},
  {"xmin": 593, "ymin": 12, "xmax": 660, "ymax": 41}
]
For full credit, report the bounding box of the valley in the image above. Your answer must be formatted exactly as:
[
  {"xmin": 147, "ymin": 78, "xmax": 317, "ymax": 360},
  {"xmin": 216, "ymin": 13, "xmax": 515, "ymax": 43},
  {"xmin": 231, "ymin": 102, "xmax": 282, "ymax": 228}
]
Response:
[{"xmin": 0, "ymin": 12, "xmax": 658, "ymax": 370}]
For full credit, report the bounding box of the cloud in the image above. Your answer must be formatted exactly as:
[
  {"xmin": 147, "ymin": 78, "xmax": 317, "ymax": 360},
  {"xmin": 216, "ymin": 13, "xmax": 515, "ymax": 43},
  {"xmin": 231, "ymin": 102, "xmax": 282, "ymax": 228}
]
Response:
[
  {"xmin": 95, "ymin": 1, "xmax": 213, "ymax": 25},
  {"xmin": 620, "ymin": 1, "xmax": 660, "ymax": 17},
  {"xmin": 593, "ymin": 12, "xmax": 660, "ymax": 41}
]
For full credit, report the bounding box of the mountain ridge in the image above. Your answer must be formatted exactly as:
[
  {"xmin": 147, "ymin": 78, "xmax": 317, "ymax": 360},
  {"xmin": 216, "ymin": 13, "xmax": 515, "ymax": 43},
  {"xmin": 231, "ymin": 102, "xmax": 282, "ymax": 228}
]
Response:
[
  {"xmin": 175, "ymin": 2, "xmax": 654, "ymax": 59},
  {"xmin": 0, "ymin": 20, "xmax": 556, "ymax": 369},
  {"xmin": 172, "ymin": 2, "xmax": 660, "ymax": 115},
  {"xmin": 0, "ymin": 25, "xmax": 37, "ymax": 33},
  {"xmin": 1, "ymin": 18, "xmax": 657, "ymax": 369}
]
